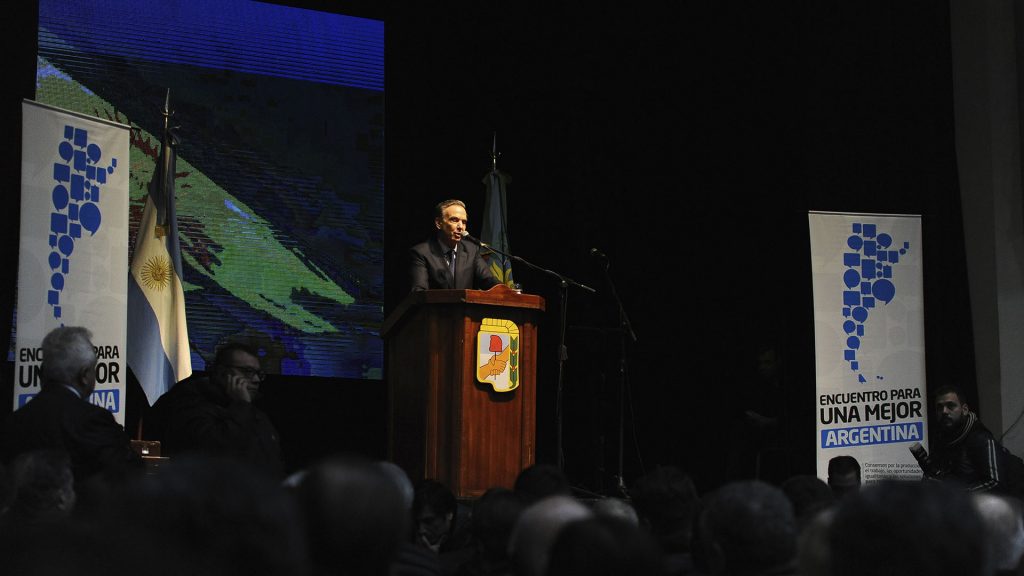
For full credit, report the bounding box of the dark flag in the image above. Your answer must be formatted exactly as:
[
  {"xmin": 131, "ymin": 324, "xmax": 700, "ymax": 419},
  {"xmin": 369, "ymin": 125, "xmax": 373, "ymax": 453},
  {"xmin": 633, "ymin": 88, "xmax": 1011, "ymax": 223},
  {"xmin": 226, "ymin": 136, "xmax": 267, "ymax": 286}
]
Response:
[{"xmin": 480, "ymin": 134, "xmax": 514, "ymax": 286}]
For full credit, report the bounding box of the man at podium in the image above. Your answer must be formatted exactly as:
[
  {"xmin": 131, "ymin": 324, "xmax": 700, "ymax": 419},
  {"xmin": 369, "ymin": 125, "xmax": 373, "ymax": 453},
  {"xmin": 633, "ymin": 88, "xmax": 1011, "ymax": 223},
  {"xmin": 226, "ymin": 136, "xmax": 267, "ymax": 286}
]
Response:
[{"xmin": 409, "ymin": 199, "xmax": 500, "ymax": 292}]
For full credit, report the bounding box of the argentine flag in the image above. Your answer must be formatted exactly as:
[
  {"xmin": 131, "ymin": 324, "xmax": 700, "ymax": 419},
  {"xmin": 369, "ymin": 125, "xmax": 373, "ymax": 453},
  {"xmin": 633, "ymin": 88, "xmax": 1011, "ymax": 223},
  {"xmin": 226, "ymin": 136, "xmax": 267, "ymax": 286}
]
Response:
[{"xmin": 127, "ymin": 107, "xmax": 191, "ymax": 406}]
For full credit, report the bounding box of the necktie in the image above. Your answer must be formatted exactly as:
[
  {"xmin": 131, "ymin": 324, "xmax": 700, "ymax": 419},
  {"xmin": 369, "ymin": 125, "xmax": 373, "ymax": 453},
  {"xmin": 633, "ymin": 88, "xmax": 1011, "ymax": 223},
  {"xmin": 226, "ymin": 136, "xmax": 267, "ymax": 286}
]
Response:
[{"xmin": 448, "ymin": 249, "xmax": 456, "ymax": 284}]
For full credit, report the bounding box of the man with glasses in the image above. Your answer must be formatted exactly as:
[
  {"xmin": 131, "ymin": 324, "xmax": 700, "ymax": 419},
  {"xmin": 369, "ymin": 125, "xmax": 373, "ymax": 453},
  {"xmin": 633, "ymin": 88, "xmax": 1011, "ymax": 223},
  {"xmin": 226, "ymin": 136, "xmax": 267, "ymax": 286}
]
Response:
[{"xmin": 146, "ymin": 342, "xmax": 283, "ymax": 478}]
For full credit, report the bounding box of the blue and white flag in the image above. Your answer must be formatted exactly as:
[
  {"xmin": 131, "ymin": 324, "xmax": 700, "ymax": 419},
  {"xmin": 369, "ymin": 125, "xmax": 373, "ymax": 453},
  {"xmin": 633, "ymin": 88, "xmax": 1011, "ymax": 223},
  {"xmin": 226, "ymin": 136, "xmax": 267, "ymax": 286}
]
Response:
[{"xmin": 127, "ymin": 95, "xmax": 191, "ymax": 406}]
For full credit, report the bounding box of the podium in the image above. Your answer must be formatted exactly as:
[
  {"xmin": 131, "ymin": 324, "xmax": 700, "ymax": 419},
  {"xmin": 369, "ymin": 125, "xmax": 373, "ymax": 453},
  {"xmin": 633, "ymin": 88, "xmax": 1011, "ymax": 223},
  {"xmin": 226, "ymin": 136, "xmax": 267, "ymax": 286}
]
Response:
[{"xmin": 382, "ymin": 285, "xmax": 545, "ymax": 498}]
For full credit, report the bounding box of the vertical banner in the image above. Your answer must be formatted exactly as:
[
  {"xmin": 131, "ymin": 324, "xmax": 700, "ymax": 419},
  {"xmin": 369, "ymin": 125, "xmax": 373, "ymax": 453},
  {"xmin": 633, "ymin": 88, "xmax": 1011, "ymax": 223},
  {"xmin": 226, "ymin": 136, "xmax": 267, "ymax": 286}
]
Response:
[
  {"xmin": 15, "ymin": 100, "xmax": 130, "ymax": 425},
  {"xmin": 808, "ymin": 212, "xmax": 927, "ymax": 483}
]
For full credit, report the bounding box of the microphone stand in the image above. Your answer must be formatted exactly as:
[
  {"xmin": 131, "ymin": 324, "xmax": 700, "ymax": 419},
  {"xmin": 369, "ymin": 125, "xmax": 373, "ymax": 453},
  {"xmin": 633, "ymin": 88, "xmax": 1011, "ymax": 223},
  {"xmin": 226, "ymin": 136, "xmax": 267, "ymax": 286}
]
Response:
[
  {"xmin": 597, "ymin": 254, "xmax": 637, "ymax": 495},
  {"xmin": 465, "ymin": 235, "xmax": 595, "ymax": 472}
]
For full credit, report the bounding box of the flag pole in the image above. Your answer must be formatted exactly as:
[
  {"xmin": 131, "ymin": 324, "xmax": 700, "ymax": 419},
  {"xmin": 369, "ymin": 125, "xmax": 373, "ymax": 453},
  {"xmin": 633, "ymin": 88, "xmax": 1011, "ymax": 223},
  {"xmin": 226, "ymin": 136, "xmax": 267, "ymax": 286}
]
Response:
[{"xmin": 155, "ymin": 89, "xmax": 173, "ymax": 236}]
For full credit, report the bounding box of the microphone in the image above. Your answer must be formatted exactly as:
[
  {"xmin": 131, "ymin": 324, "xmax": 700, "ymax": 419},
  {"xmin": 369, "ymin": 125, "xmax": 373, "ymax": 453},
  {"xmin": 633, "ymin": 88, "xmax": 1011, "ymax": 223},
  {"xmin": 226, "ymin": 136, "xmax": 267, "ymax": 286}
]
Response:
[
  {"xmin": 590, "ymin": 248, "xmax": 608, "ymax": 259},
  {"xmin": 461, "ymin": 232, "xmax": 487, "ymax": 247}
]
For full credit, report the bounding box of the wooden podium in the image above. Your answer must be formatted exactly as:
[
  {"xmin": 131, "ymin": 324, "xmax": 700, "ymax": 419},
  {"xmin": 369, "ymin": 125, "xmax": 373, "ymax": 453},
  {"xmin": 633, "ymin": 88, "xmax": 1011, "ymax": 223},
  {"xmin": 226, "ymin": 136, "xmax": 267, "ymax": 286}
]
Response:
[{"xmin": 382, "ymin": 285, "xmax": 545, "ymax": 498}]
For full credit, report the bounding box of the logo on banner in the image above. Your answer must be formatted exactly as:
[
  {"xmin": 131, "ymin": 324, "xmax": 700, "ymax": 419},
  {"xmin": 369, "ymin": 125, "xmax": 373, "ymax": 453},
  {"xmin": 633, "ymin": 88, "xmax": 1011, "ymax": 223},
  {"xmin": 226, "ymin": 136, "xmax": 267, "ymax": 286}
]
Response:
[
  {"xmin": 840, "ymin": 222, "xmax": 910, "ymax": 383},
  {"xmin": 476, "ymin": 317, "xmax": 519, "ymax": 392},
  {"xmin": 47, "ymin": 124, "xmax": 118, "ymax": 320}
]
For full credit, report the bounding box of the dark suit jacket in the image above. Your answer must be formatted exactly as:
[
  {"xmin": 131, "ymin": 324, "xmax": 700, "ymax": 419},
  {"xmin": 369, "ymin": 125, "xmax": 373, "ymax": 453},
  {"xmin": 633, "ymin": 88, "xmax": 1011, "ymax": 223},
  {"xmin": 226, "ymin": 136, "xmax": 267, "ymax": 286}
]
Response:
[
  {"xmin": 1, "ymin": 385, "xmax": 141, "ymax": 484},
  {"xmin": 409, "ymin": 235, "xmax": 500, "ymax": 292}
]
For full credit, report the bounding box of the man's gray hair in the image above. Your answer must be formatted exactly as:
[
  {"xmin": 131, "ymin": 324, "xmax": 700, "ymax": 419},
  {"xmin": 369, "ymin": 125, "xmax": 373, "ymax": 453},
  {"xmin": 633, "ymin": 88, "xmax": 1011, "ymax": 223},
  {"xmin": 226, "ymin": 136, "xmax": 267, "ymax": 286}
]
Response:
[
  {"xmin": 40, "ymin": 326, "xmax": 96, "ymax": 387},
  {"xmin": 434, "ymin": 199, "xmax": 466, "ymax": 219}
]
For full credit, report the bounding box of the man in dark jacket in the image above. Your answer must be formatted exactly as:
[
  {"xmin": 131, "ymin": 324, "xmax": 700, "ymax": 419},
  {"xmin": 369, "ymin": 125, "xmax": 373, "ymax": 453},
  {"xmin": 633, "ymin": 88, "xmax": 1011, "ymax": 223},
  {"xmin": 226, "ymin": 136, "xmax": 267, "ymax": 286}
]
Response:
[
  {"xmin": 924, "ymin": 385, "xmax": 1024, "ymax": 498},
  {"xmin": 408, "ymin": 199, "xmax": 500, "ymax": 292},
  {"xmin": 1, "ymin": 326, "xmax": 141, "ymax": 487},
  {"xmin": 146, "ymin": 342, "xmax": 283, "ymax": 478}
]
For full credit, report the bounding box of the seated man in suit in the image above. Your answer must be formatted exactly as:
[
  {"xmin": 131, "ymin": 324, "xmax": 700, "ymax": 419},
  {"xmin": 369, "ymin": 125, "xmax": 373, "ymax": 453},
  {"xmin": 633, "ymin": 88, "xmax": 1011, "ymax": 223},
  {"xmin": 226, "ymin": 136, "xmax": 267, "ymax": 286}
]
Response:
[
  {"xmin": 409, "ymin": 198, "xmax": 500, "ymax": 292},
  {"xmin": 1, "ymin": 326, "xmax": 141, "ymax": 488}
]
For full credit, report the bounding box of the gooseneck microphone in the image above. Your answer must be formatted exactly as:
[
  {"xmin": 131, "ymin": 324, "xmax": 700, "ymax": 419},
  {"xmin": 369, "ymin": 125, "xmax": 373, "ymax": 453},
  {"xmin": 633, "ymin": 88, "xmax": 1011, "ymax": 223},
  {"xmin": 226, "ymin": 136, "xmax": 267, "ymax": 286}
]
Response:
[{"xmin": 460, "ymin": 232, "xmax": 486, "ymax": 247}]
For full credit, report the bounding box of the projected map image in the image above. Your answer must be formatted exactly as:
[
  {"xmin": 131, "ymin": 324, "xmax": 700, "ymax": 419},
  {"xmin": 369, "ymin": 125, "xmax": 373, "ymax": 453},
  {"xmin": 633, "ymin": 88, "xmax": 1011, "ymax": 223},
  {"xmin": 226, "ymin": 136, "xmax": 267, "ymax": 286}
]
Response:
[{"xmin": 34, "ymin": 0, "xmax": 385, "ymax": 379}]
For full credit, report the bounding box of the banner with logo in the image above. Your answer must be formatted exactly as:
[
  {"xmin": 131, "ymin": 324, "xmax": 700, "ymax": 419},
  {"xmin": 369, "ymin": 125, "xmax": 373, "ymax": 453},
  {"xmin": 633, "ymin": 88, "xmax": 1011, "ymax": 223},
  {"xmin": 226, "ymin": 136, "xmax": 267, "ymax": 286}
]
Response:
[
  {"xmin": 15, "ymin": 100, "xmax": 130, "ymax": 425},
  {"xmin": 808, "ymin": 212, "xmax": 927, "ymax": 483}
]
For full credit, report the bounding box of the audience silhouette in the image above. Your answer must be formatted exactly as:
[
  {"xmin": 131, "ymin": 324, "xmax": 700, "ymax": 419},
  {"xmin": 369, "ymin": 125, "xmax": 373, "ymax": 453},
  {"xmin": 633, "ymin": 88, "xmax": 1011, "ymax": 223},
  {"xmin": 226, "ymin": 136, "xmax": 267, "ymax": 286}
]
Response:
[
  {"xmin": 1, "ymin": 452, "xmax": 306, "ymax": 576},
  {"xmin": 4, "ymin": 449, "xmax": 76, "ymax": 526},
  {"xmin": 825, "ymin": 455, "xmax": 861, "ymax": 501},
  {"xmin": 795, "ymin": 506, "xmax": 834, "ymax": 576},
  {"xmin": 780, "ymin": 474, "xmax": 834, "ymax": 529},
  {"xmin": 591, "ymin": 496, "xmax": 639, "ymax": 527},
  {"xmin": 692, "ymin": 479, "xmax": 798, "ymax": 576},
  {"xmin": 4, "ymin": 419, "xmax": 1012, "ymax": 576},
  {"xmin": 452, "ymin": 487, "xmax": 524, "ymax": 576},
  {"xmin": 377, "ymin": 460, "xmax": 442, "ymax": 576},
  {"xmin": 629, "ymin": 465, "xmax": 701, "ymax": 576},
  {"xmin": 513, "ymin": 464, "xmax": 573, "ymax": 506},
  {"xmin": 971, "ymin": 492, "xmax": 1024, "ymax": 575},
  {"xmin": 829, "ymin": 479, "xmax": 992, "ymax": 576},
  {"xmin": 103, "ymin": 453, "xmax": 307, "ymax": 576},
  {"xmin": 507, "ymin": 494, "xmax": 592, "ymax": 576},
  {"xmin": 297, "ymin": 454, "xmax": 409, "ymax": 576},
  {"xmin": 412, "ymin": 478, "xmax": 460, "ymax": 554},
  {"xmin": 546, "ymin": 514, "xmax": 665, "ymax": 576}
]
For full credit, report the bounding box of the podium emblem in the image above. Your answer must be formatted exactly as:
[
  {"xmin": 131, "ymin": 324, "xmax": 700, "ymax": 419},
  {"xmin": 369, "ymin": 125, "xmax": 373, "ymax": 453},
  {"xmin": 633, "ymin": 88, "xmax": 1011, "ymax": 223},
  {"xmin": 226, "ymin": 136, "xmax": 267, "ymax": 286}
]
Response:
[{"xmin": 476, "ymin": 317, "xmax": 519, "ymax": 392}]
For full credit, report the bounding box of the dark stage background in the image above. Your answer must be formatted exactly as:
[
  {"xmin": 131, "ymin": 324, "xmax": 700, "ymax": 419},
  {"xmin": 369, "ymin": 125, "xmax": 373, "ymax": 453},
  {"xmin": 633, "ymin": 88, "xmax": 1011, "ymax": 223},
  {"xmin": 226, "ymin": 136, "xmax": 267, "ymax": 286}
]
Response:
[{"xmin": 0, "ymin": 1, "xmax": 975, "ymax": 495}]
